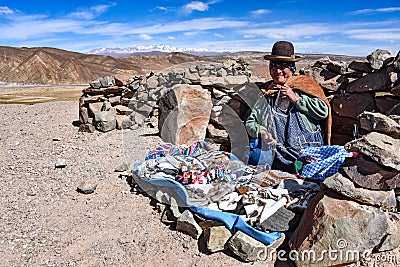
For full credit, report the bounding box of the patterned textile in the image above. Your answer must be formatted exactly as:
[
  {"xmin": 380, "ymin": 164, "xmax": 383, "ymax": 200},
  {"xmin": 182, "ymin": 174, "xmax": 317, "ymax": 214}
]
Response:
[
  {"xmin": 298, "ymin": 145, "xmax": 349, "ymax": 180},
  {"xmin": 141, "ymin": 141, "xmax": 241, "ymax": 185},
  {"xmin": 145, "ymin": 141, "xmax": 214, "ymax": 159}
]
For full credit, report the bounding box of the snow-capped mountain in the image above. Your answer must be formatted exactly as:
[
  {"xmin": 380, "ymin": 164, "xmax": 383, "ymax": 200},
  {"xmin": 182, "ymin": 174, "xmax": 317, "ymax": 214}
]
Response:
[{"xmin": 88, "ymin": 44, "xmax": 211, "ymax": 56}]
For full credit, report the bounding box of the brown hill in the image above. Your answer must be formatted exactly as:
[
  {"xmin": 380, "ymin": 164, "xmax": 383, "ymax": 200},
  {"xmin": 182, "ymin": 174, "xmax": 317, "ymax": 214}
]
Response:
[{"xmin": 0, "ymin": 46, "xmax": 206, "ymax": 85}]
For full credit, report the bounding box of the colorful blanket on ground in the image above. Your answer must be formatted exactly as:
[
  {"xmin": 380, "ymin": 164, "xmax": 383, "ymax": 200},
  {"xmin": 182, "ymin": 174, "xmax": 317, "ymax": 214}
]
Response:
[{"xmin": 134, "ymin": 141, "xmax": 283, "ymax": 245}]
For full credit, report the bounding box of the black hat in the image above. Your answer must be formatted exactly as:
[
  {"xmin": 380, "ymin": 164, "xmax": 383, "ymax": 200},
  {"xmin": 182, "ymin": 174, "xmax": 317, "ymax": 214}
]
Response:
[{"xmin": 264, "ymin": 41, "xmax": 301, "ymax": 62}]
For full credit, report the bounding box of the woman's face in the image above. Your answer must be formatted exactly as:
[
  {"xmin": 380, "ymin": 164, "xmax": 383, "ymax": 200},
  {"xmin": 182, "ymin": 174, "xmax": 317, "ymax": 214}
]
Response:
[{"xmin": 270, "ymin": 62, "xmax": 293, "ymax": 85}]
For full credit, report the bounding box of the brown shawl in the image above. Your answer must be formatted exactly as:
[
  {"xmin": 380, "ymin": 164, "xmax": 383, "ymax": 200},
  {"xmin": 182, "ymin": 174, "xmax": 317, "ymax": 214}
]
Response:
[{"xmin": 258, "ymin": 75, "xmax": 332, "ymax": 145}]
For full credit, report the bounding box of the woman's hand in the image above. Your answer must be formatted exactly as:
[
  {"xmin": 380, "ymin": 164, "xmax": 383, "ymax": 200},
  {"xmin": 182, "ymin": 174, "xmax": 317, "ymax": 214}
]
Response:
[
  {"xmin": 259, "ymin": 130, "xmax": 277, "ymax": 146},
  {"xmin": 280, "ymin": 85, "xmax": 300, "ymax": 103}
]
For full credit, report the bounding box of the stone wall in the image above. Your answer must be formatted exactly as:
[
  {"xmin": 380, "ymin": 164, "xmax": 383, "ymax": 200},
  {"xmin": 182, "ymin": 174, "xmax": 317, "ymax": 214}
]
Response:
[
  {"xmin": 302, "ymin": 49, "xmax": 400, "ymax": 145},
  {"xmin": 78, "ymin": 59, "xmax": 254, "ymax": 136},
  {"xmin": 78, "ymin": 49, "xmax": 400, "ymax": 148}
]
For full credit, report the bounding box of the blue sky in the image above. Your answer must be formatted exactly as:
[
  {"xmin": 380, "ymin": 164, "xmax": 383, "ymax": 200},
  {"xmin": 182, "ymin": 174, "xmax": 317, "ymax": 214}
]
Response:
[{"xmin": 0, "ymin": 0, "xmax": 399, "ymax": 56}]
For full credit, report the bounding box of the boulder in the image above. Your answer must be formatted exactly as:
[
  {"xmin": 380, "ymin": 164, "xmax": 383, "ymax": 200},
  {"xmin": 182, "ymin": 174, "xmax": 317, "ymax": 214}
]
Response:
[
  {"xmin": 158, "ymin": 84, "xmax": 212, "ymax": 145},
  {"xmin": 359, "ymin": 111, "xmax": 400, "ymax": 138},
  {"xmin": 348, "ymin": 60, "xmax": 373, "ymax": 73},
  {"xmin": 226, "ymin": 231, "xmax": 268, "ymax": 262},
  {"xmin": 346, "ymin": 70, "xmax": 391, "ymax": 93},
  {"xmin": 375, "ymin": 95, "xmax": 400, "ymax": 115},
  {"xmin": 93, "ymin": 107, "xmax": 116, "ymax": 132},
  {"xmin": 203, "ymin": 225, "xmax": 232, "ymax": 253},
  {"xmin": 343, "ymin": 155, "xmax": 400, "ymax": 190},
  {"xmin": 331, "ymin": 93, "xmax": 375, "ymax": 119},
  {"xmin": 303, "ymin": 67, "xmax": 347, "ymax": 92},
  {"xmin": 367, "ymin": 49, "xmax": 394, "ymax": 70},
  {"xmin": 345, "ymin": 132, "xmax": 400, "ymax": 171},
  {"xmin": 290, "ymin": 193, "xmax": 389, "ymax": 267},
  {"xmin": 176, "ymin": 210, "xmax": 203, "ymax": 239},
  {"xmin": 322, "ymin": 173, "xmax": 397, "ymax": 211}
]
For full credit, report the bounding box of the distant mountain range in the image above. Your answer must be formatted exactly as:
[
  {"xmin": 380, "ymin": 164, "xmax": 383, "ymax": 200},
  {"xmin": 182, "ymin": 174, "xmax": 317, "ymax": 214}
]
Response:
[
  {"xmin": 0, "ymin": 45, "xmax": 363, "ymax": 85},
  {"xmin": 0, "ymin": 46, "xmax": 206, "ymax": 85},
  {"xmin": 88, "ymin": 44, "xmax": 224, "ymax": 57}
]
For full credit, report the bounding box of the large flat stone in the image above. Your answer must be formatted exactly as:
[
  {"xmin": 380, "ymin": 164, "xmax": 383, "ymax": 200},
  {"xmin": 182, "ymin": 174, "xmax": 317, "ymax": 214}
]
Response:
[
  {"xmin": 322, "ymin": 173, "xmax": 397, "ymax": 211},
  {"xmin": 158, "ymin": 84, "xmax": 212, "ymax": 145},
  {"xmin": 345, "ymin": 132, "xmax": 400, "ymax": 171}
]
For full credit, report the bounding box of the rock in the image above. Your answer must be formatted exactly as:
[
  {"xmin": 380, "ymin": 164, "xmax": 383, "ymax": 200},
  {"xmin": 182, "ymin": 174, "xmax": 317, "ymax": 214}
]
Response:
[
  {"xmin": 359, "ymin": 111, "xmax": 400, "ymax": 138},
  {"xmin": 55, "ymin": 158, "xmax": 67, "ymax": 168},
  {"xmin": 322, "ymin": 173, "xmax": 397, "ymax": 211},
  {"xmin": 176, "ymin": 210, "xmax": 202, "ymax": 239},
  {"xmin": 346, "ymin": 70, "xmax": 391, "ymax": 93},
  {"xmin": 146, "ymin": 75, "xmax": 159, "ymax": 89},
  {"xmin": 77, "ymin": 179, "xmax": 98, "ymax": 194},
  {"xmin": 158, "ymin": 84, "xmax": 212, "ymax": 145},
  {"xmin": 391, "ymin": 50, "xmax": 400, "ymax": 71},
  {"xmin": 101, "ymin": 100, "xmax": 112, "ymax": 111},
  {"xmin": 326, "ymin": 61, "xmax": 347, "ymax": 74},
  {"xmin": 78, "ymin": 123, "xmax": 96, "ymax": 133},
  {"xmin": 388, "ymin": 103, "xmax": 400, "ymax": 116},
  {"xmin": 290, "ymin": 193, "xmax": 389, "ymax": 267},
  {"xmin": 260, "ymin": 206, "xmax": 302, "ymax": 232},
  {"xmin": 378, "ymin": 212, "xmax": 400, "ymax": 252},
  {"xmin": 114, "ymin": 163, "xmax": 129, "ymax": 172},
  {"xmin": 114, "ymin": 105, "xmax": 133, "ymax": 115},
  {"xmin": 343, "ymin": 156, "xmax": 400, "ymax": 190},
  {"xmin": 375, "ymin": 95, "xmax": 400, "ymax": 115},
  {"xmin": 93, "ymin": 107, "xmax": 116, "ymax": 132},
  {"xmin": 331, "ymin": 93, "xmax": 375, "ymax": 119},
  {"xmin": 115, "ymin": 114, "xmax": 133, "ymax": 130},
  {"xmin": 367, "ymin": 49, "xmax": 394, "ymax": 70},
  {"xmin": 345, "ymin": 132, "xmax": 400, "ymax": 171},
  {"xmin": 226, "ymin": 231, "xmax": 268, "ymax": 262},
  {"xmin": 392, "ymin": 83, "xmax": 400, "ymax": 97},
  {"xmin": 100, "ymin": 76, "xmax": 114, "ymax": 87},
  {"xmin": 232, "ymin": 82, "xmax": 261, "ymax": 110},
  {"xmin": 88, "ymin": 102, "xmax": 104, "ymax": 117},
  {"xmin": 203, "ymin": 225, "xmax": 232, "ymax": 253},
  {"xmin": 348, "ymin": 60, "xmax": 373, "ymax": 73},
  {"xmin": 89, "ymin": 79, "xmax": 101, "ymax": 89}
]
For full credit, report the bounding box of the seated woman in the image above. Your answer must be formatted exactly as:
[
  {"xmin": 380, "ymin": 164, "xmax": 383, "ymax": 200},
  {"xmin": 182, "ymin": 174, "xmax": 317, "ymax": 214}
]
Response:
[{"xmin": 245, "ymin": 41, "xmax": 332, "ymax": 173}]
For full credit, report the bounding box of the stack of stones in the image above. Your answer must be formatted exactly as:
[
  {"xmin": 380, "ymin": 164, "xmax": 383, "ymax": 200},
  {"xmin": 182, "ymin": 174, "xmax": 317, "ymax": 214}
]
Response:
[
  {"xmin": 301, "ymin": 49, "xmax": 400, "ymax": 145},
  {"xmin": 78, "ymin": 59, "xmax": 255, "ymax": 139}
]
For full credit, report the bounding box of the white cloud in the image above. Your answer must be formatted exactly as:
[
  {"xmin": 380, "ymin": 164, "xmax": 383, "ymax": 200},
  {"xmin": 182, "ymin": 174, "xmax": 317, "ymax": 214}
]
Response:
[
  {"xmin": 69, "ymin": 4, "xmax": 116, "ymax": 19},
  {"xmin": 349, "ymin": 7, "xmax": 400, "ymax": 15},
  {"xmin": 243, "ymin": 34, "xmax": 256, "ymax": 39},
  {"xmin": 139, "ymin": 33, "xmax": 153, "ymax": 40},
  {"xmin": 156, "ymin": 6, "xmax": 168, "ymax": 12},
  {"xmin": 214, "ymin": 33, "xmax": 224, "ymax": 38},
  {"xmin": 168, "ymin": 36, "xmax": 175, "ymax": 40},
  {"xmin": 184, "ymin": 1, "xmax": 209, "ymax": 13},
  {"xmin": 345, "ymin": 28, "xmax": 400, "ymax": 41},
  {"xmin": 348, "ymin": 9, "xmax": 374, "ymax": 15},
  {"xmin": 0, "ymin": 6, "xmax": 14, "ymax": 15},
  {"xmin": 377, "ymin": 7, "xmax": 400, "ymax": 12},
  {"xmin": 251, "ymin": 9, "xmax": 270, "ymax": 16}
]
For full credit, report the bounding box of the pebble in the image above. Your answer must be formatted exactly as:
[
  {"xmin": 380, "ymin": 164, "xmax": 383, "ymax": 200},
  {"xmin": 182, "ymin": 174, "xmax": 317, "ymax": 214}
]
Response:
[
  {"xmin": 77, "ymin": 179, "xmax": 98, "ymax": 194},
  {"xmin": 55, "ymin": 158, "xmax": 67, "ymax": 168}
]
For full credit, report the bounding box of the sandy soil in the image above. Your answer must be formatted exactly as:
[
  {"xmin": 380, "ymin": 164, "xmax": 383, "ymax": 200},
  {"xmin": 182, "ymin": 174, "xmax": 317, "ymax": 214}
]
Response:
[
  {"xmin": 0, "ymin": 101, "xmax": 267, "ymax": 267},
  {"xmin": 1, "ymin": 100, "xmax": 398, "ymax": 267}
]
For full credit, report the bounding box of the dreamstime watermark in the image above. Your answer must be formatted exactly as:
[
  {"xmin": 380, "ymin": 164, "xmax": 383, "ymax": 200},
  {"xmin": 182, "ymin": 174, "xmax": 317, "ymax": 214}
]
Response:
[{"xmin": 257, "ymin": 239, "xmax": 397, "ymax": 265}]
